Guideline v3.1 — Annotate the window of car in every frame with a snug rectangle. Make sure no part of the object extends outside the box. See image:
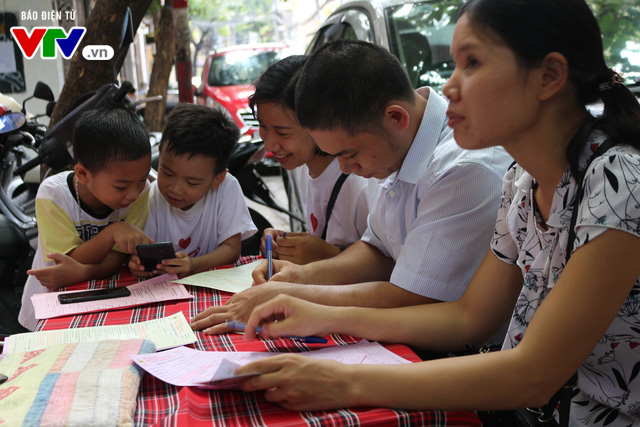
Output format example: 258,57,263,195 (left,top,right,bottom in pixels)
386,1,461,92
306,1,461,93
207,50,287,87
306,8,374,53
